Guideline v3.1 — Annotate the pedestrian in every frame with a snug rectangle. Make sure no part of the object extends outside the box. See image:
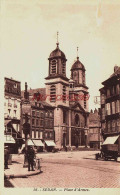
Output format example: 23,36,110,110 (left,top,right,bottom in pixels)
65,146,67,152
4,146,10,169
26,146,35,171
